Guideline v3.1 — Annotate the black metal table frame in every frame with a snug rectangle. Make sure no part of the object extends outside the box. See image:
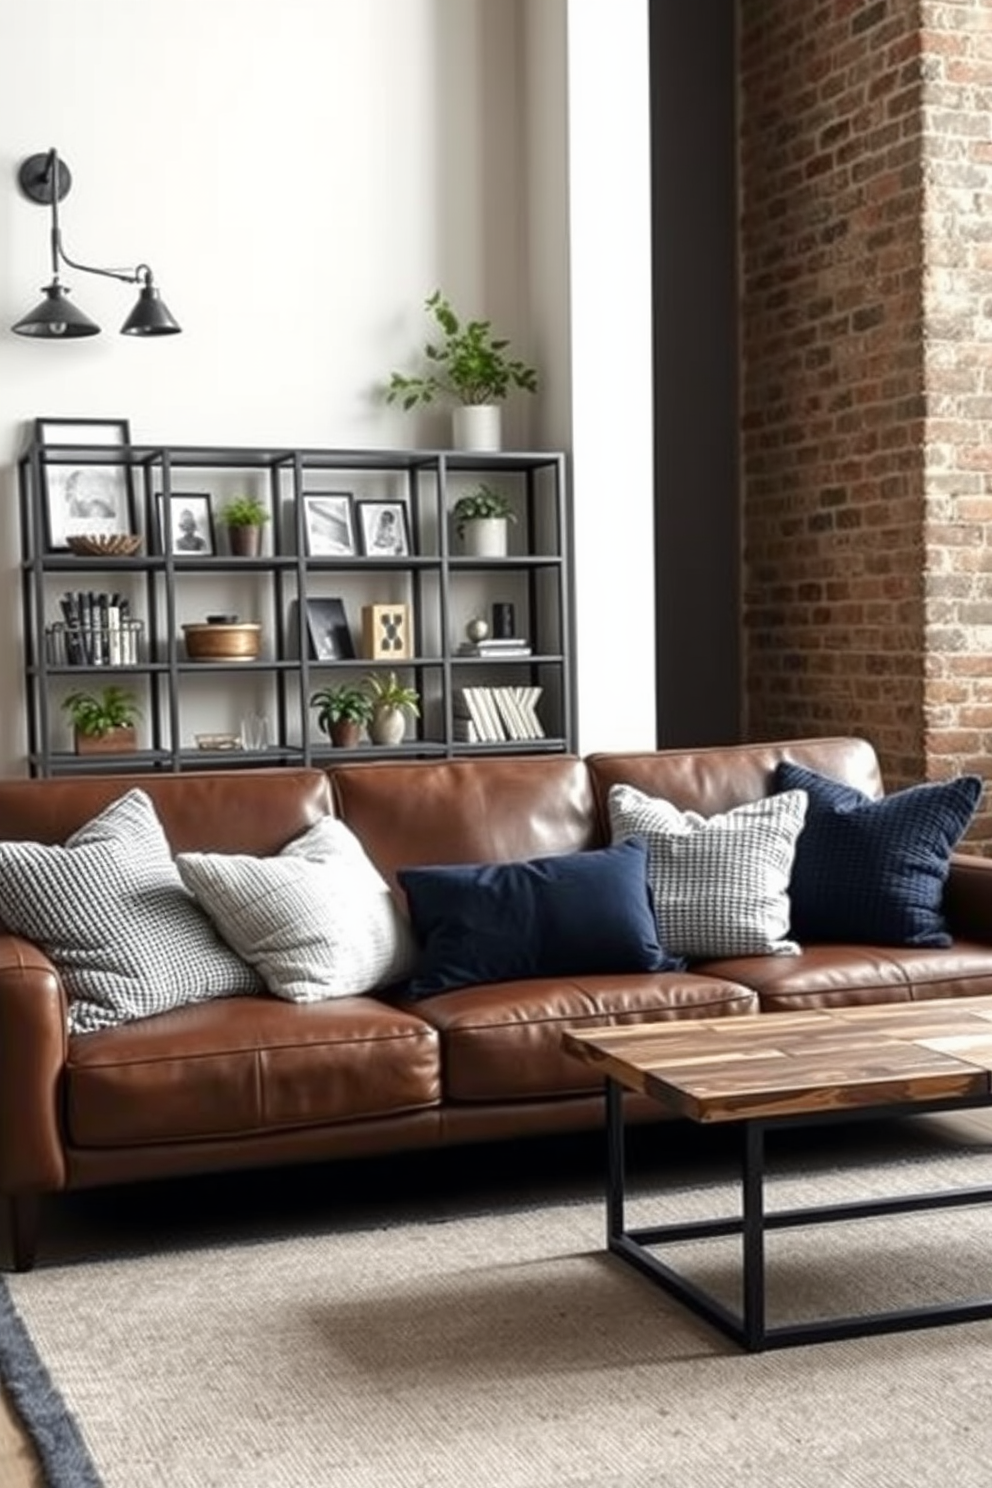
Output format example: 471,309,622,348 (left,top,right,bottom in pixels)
604,1077,992,1352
